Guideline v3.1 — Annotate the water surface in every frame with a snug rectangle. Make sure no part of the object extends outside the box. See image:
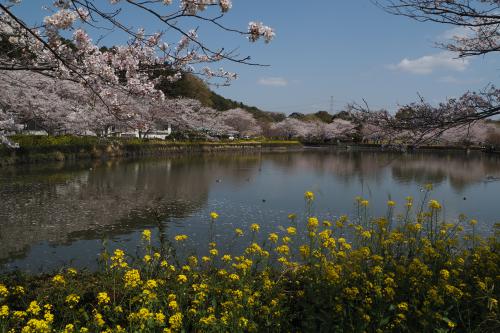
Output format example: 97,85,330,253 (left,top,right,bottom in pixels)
1,149,499,272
